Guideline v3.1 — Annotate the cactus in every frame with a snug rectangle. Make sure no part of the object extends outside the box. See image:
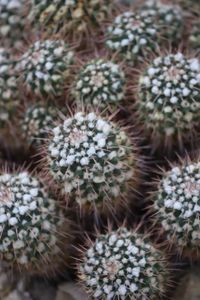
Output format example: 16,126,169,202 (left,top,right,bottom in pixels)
73,59,126,111
0,48,19,127
0,0,26,49
0,169,66,273
105,11,159,62
29,0,110,36
137,52,200,149
189,20,200,51
21,103,58,147
17,39,74,98
140,0,184,42
152,160,200,258
79,227,169,299
46,112,136,210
